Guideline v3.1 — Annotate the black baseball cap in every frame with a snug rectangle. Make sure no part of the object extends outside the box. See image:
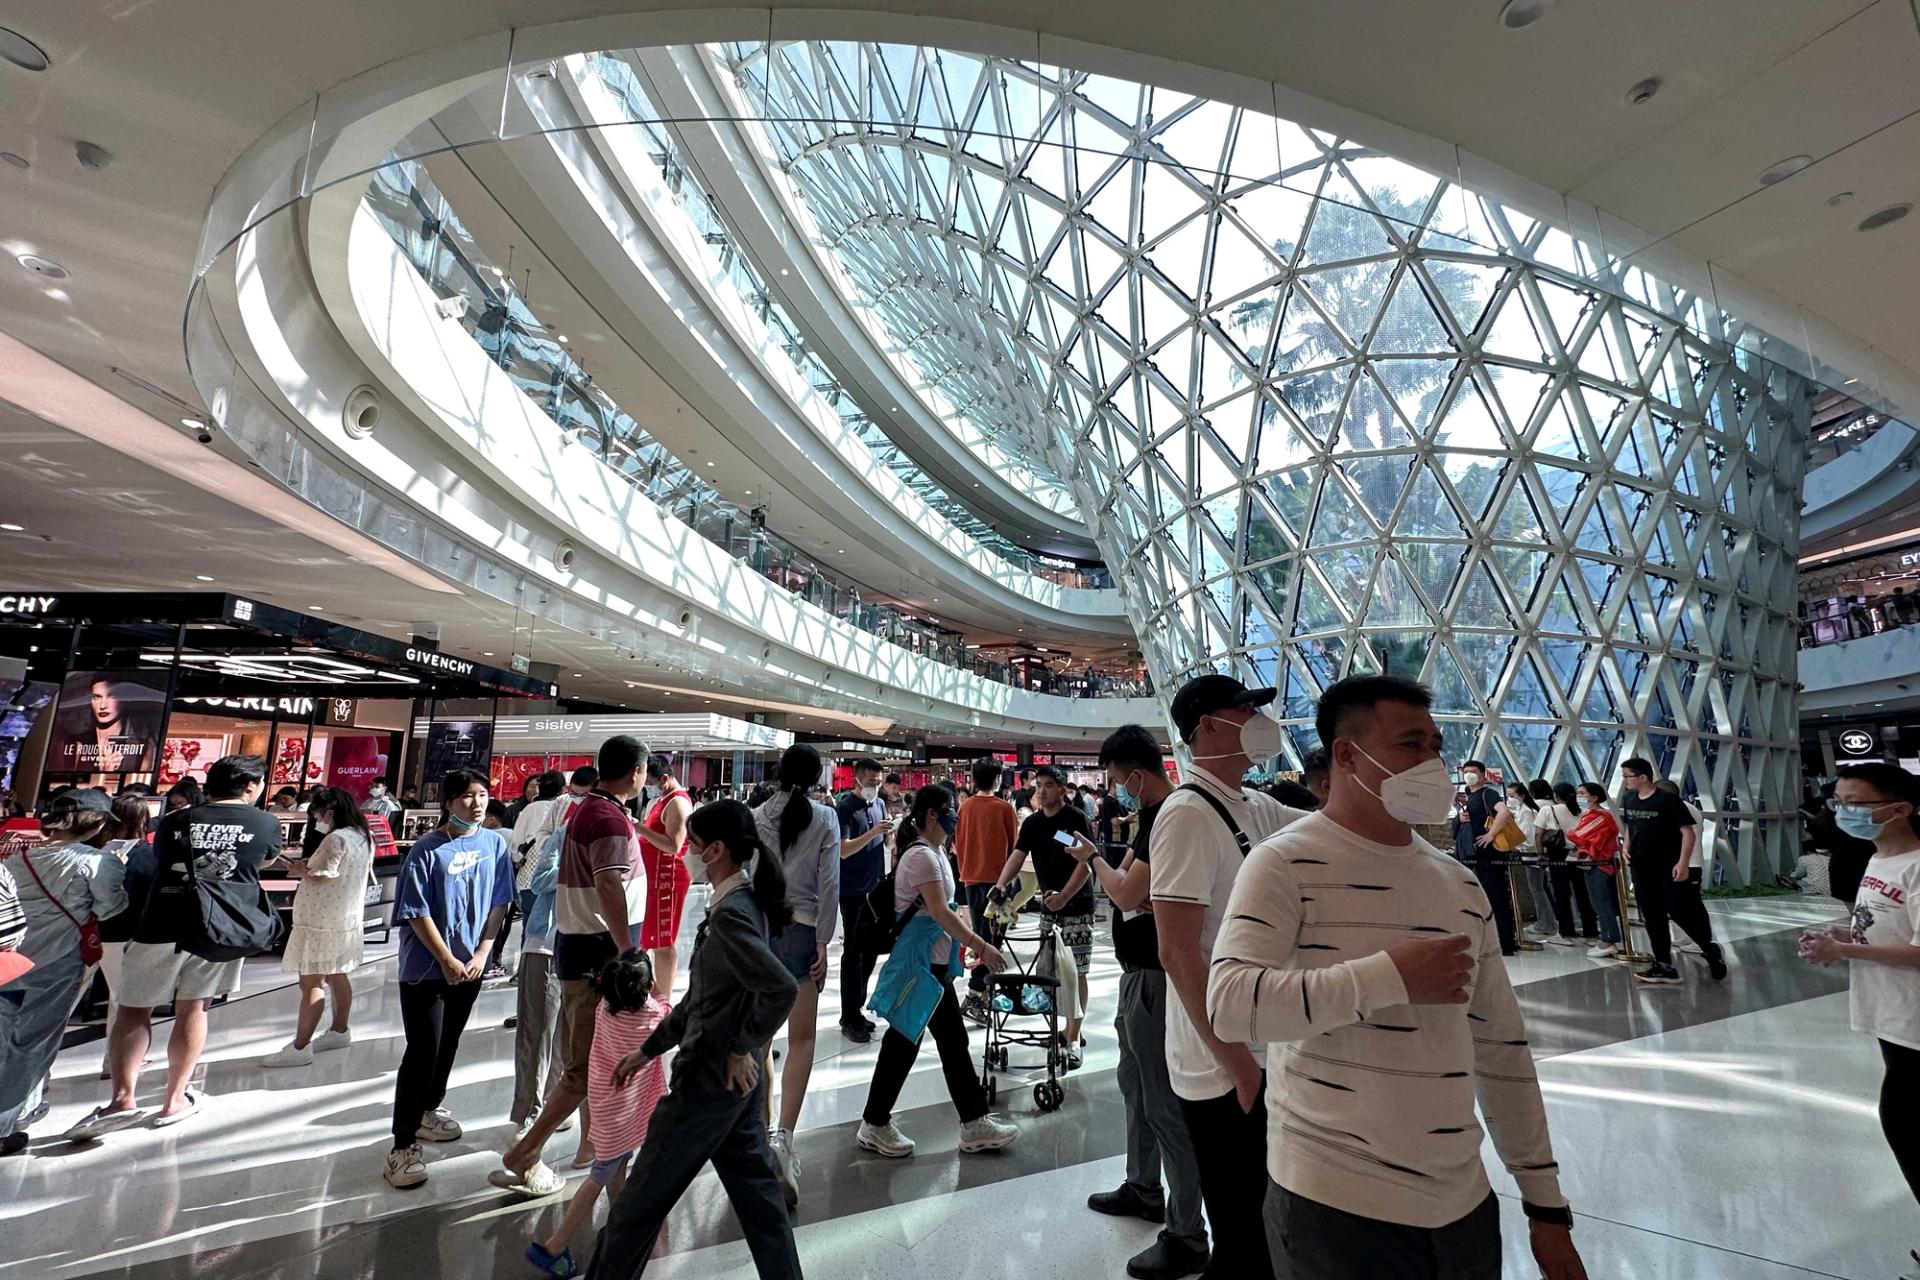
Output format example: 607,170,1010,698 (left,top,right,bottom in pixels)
1170,673,1276,743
